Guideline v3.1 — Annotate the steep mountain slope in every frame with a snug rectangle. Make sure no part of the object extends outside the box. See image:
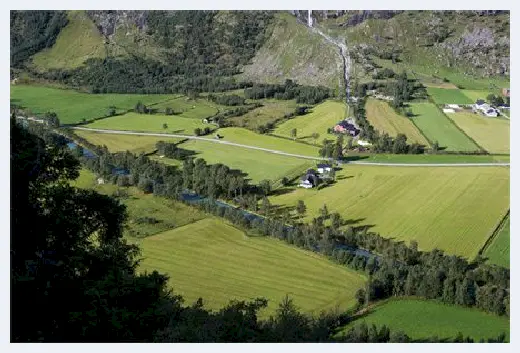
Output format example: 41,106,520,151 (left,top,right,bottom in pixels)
240,13,343,90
